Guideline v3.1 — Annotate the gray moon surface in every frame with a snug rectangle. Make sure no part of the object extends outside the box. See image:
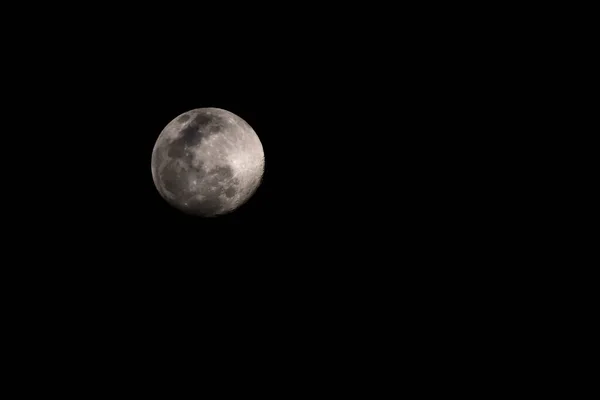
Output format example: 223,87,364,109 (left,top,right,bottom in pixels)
151,108,264,217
